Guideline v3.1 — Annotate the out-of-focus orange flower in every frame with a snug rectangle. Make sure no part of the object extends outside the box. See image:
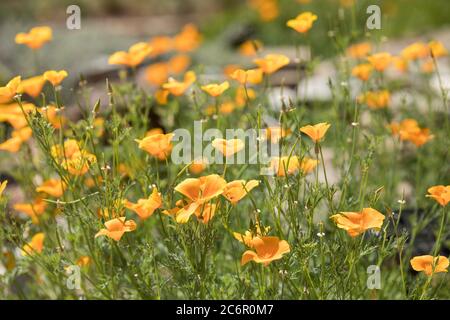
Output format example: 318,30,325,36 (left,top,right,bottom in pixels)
76,256,91,267
145,128,164,136
230,68,263,85
135,132,174,160
189,157,209,174
145,62,169,86
164,200,217,224
351,63,373,81
238,40,263,57
155,89,170,105
235,87,256,107
162,71,196,96
347,42,372,59
266,126,291,143
3,251,15,270
0,127,32,153
224,64,241,78
201,81,230,97
249,0,279,22
124,187,162,220
331,208,385,237
241,236,290,266
286,12,317,33
223,180,259,204
367,52,392,72
0,180,7,198
17,76,45,98
392,56,408,73
95,217,137,241
51,139,97,175
15,26,52,49
421,59,435,73
174,24,202,52
0,76,21,102
38,105,66,129
389,119,433,147
36,179,65,197
173,174,226,223
401,42,430,61
22,233,45,256
149,36,173,57
254,54,290,74
428,41,448,58
410,255,449,276
108,42,152,67
361,90,390,109
426,185,450,207
212,138,245,157
43,70,68,86
14,198,47,224
168,54,191,74
300,122,331,143
269,156,318,176
0,102,36,129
